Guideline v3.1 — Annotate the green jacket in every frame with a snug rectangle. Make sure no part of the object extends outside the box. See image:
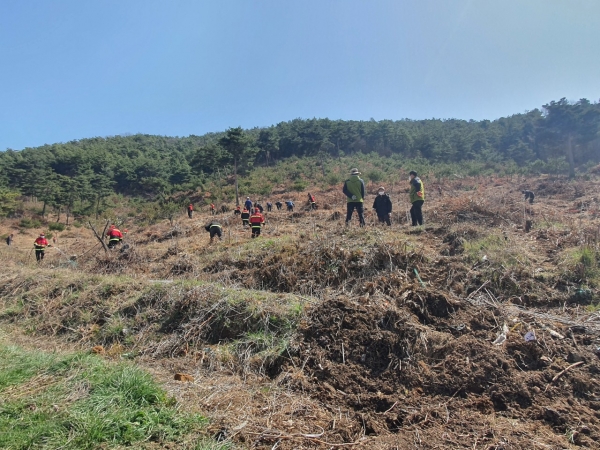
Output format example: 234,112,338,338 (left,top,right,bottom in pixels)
343,175,365,203
409,177,425,203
